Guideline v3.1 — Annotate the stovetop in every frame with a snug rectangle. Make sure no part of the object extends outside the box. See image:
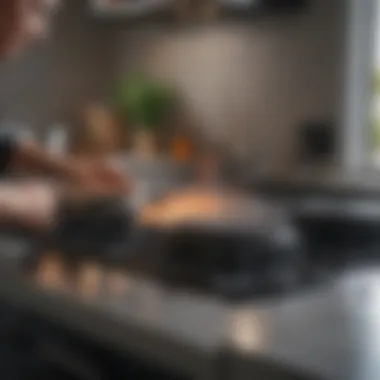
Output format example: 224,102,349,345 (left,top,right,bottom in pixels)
4,191,380,305
12,194,379,303
3,194,380,380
